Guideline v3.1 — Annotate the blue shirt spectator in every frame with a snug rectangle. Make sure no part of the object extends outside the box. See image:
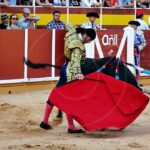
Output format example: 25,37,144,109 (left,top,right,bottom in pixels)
47,10,66,29
8,0,17,5
0,0,16,5
53,0,62,6
47,20,66,29
18,8,35,29
118,0,131,5
117,0,134,7
18,17,31,29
